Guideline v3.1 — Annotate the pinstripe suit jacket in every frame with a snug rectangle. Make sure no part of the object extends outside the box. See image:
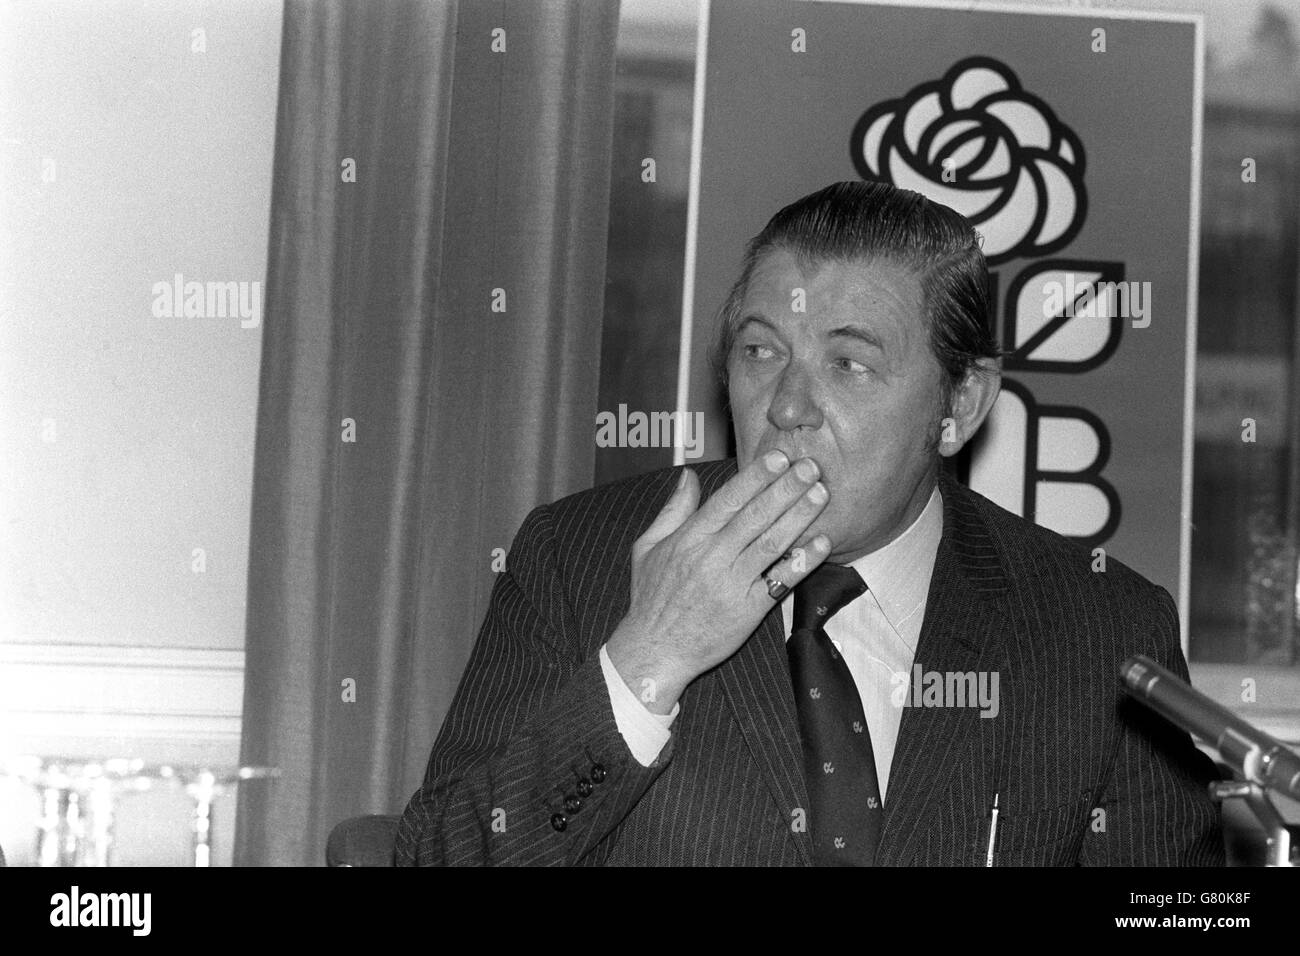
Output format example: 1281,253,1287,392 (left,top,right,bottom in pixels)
395,459,1224,866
